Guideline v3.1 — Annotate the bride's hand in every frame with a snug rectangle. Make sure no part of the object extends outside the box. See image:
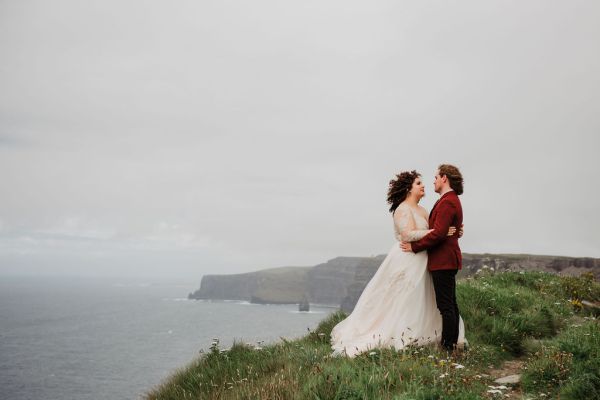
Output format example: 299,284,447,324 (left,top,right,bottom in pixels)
400,241,413,252
447,225,464,237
